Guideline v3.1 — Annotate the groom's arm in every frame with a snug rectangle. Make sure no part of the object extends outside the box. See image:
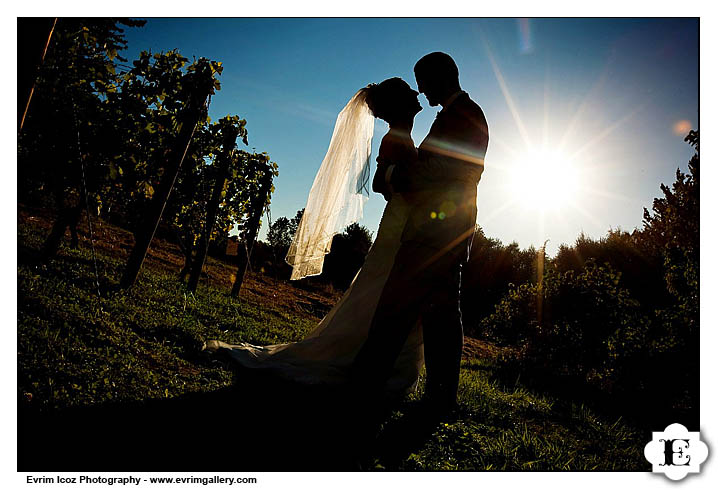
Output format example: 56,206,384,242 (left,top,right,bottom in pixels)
390,144,484,193
387,102,488,193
